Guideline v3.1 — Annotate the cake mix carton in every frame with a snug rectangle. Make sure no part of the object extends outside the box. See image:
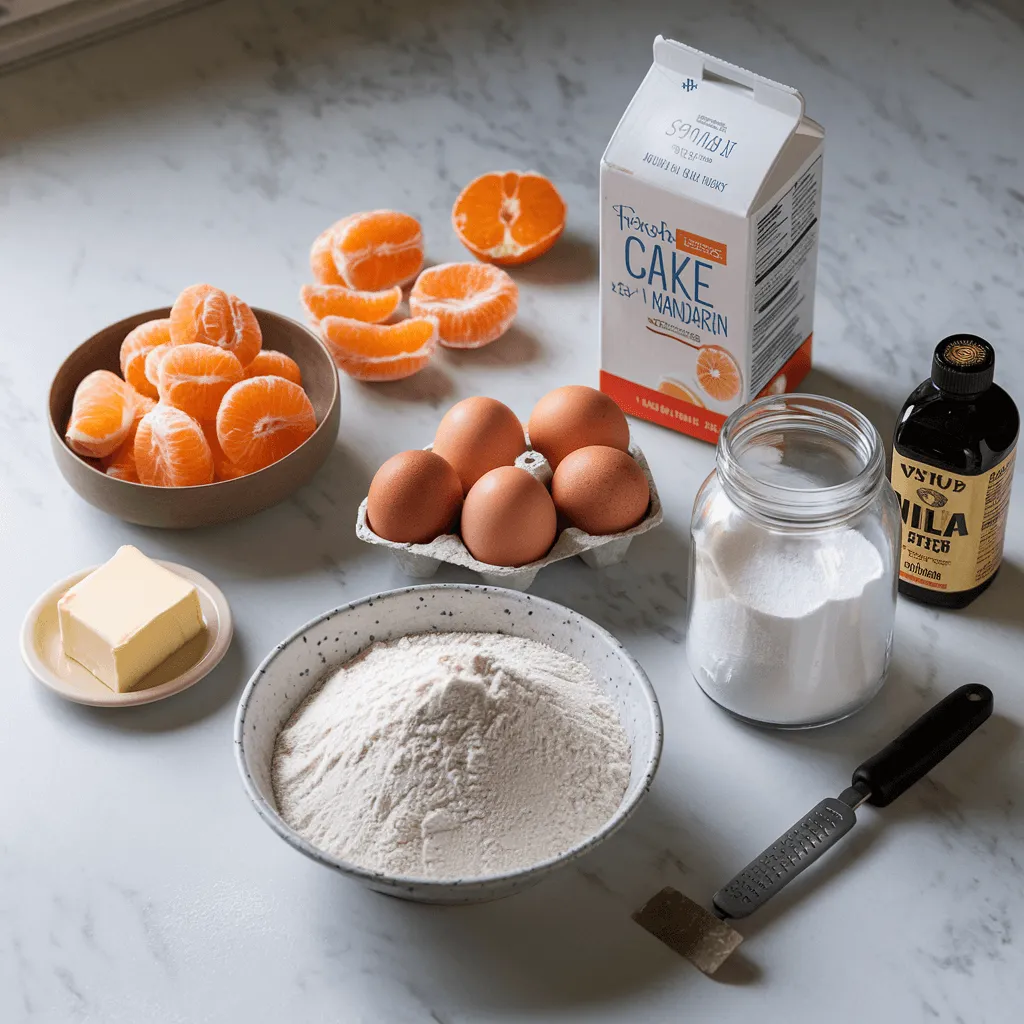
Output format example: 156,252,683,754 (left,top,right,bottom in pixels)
600,36,824,442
